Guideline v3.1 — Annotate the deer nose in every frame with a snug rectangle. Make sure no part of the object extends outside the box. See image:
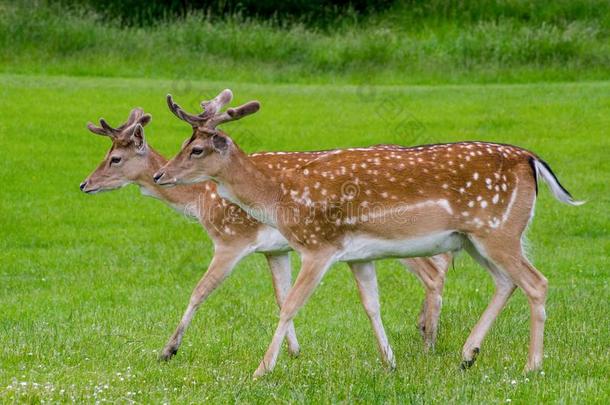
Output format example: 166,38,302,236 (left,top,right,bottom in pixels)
80,181,87,191
153,172,164,183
